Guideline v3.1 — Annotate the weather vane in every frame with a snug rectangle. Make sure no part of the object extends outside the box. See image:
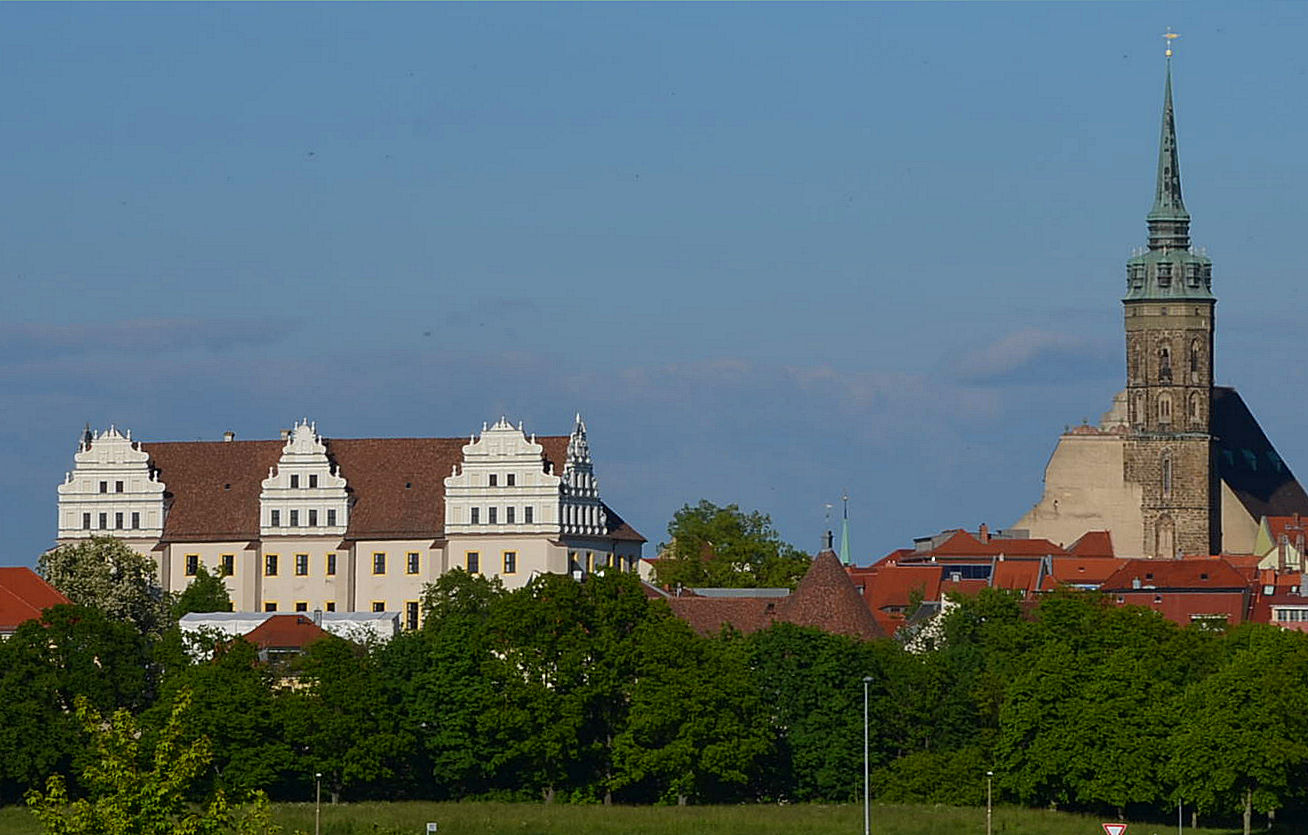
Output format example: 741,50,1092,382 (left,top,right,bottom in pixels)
1163,27,1179,58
